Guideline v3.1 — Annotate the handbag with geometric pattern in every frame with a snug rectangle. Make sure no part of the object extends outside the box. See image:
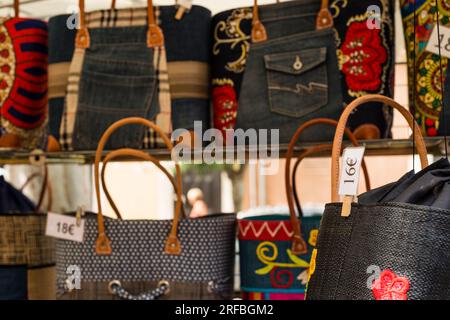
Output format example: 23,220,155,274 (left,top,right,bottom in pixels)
56,118,236,300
